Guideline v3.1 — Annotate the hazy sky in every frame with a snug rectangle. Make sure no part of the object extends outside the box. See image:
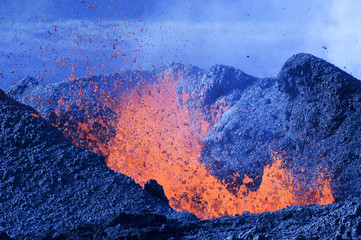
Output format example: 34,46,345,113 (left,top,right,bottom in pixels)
1,0,361,87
